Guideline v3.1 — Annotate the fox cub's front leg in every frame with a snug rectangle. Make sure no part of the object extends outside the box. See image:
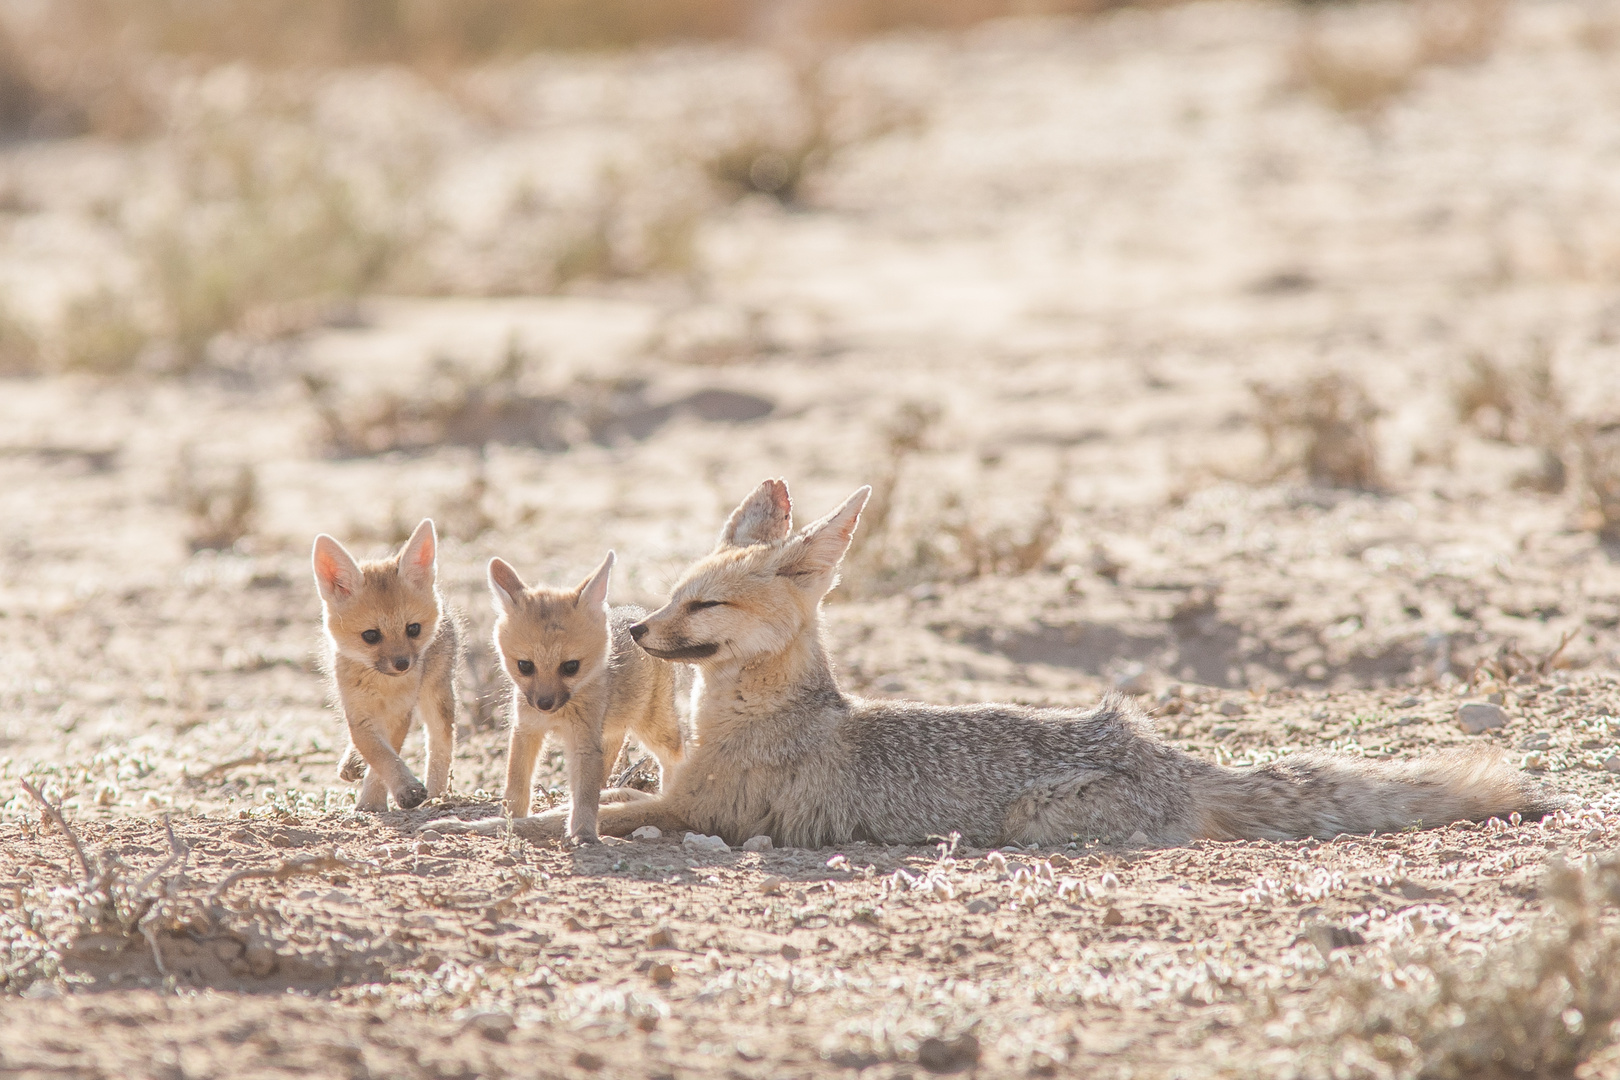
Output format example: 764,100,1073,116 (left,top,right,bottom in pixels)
343,701,428,811
564,719,608,844
503,722,545,819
